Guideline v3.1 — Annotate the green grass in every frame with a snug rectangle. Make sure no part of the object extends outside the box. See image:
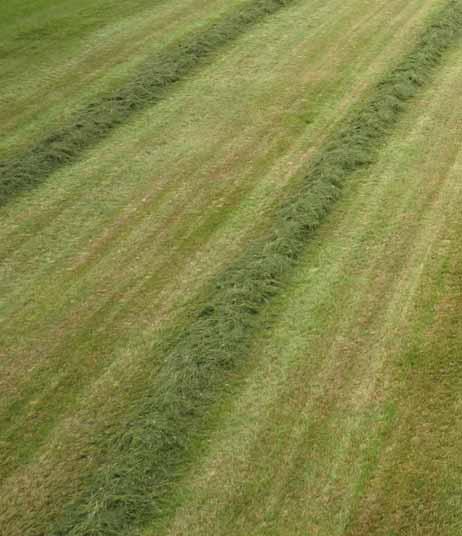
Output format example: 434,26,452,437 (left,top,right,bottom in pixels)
36,2,462,534
1,0,461,534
